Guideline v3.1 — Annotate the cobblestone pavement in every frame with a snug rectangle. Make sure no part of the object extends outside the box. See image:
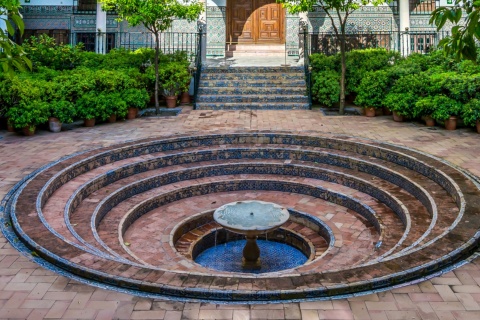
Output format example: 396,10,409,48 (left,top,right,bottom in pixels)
1,107,479,320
